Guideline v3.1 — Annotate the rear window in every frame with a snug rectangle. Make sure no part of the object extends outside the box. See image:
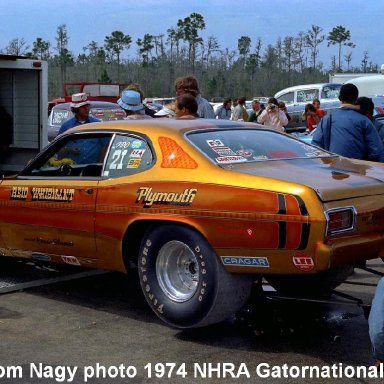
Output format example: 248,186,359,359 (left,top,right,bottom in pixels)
321,84,341,99
91,108,126,121
186,128,331,164
51,109,70,126
50,105,125,127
